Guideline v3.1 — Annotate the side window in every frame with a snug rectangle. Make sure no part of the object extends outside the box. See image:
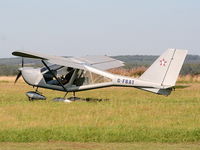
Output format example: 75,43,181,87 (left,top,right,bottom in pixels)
59,68,75,85
73,70,112,86
43,67,75,86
